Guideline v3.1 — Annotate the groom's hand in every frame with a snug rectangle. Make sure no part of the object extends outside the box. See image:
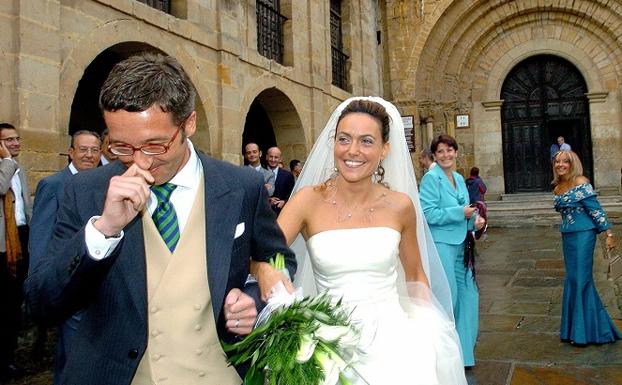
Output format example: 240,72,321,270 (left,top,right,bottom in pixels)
95,163,154,237
224,288,257,335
